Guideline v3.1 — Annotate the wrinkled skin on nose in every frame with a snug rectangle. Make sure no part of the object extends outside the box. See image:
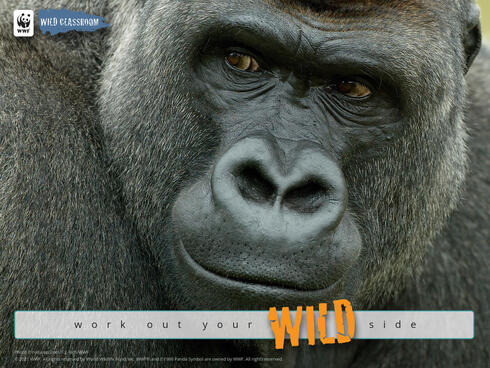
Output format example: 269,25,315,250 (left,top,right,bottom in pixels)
211,136,347,247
